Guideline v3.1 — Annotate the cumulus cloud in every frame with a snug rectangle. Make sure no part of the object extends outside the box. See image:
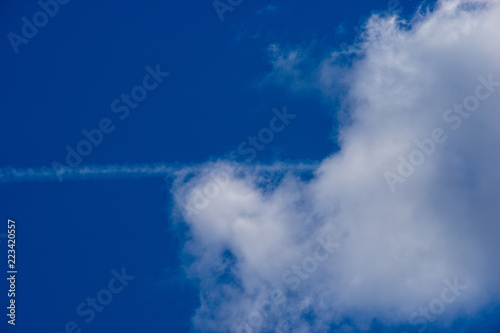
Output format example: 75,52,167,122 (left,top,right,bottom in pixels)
172,1,500,331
